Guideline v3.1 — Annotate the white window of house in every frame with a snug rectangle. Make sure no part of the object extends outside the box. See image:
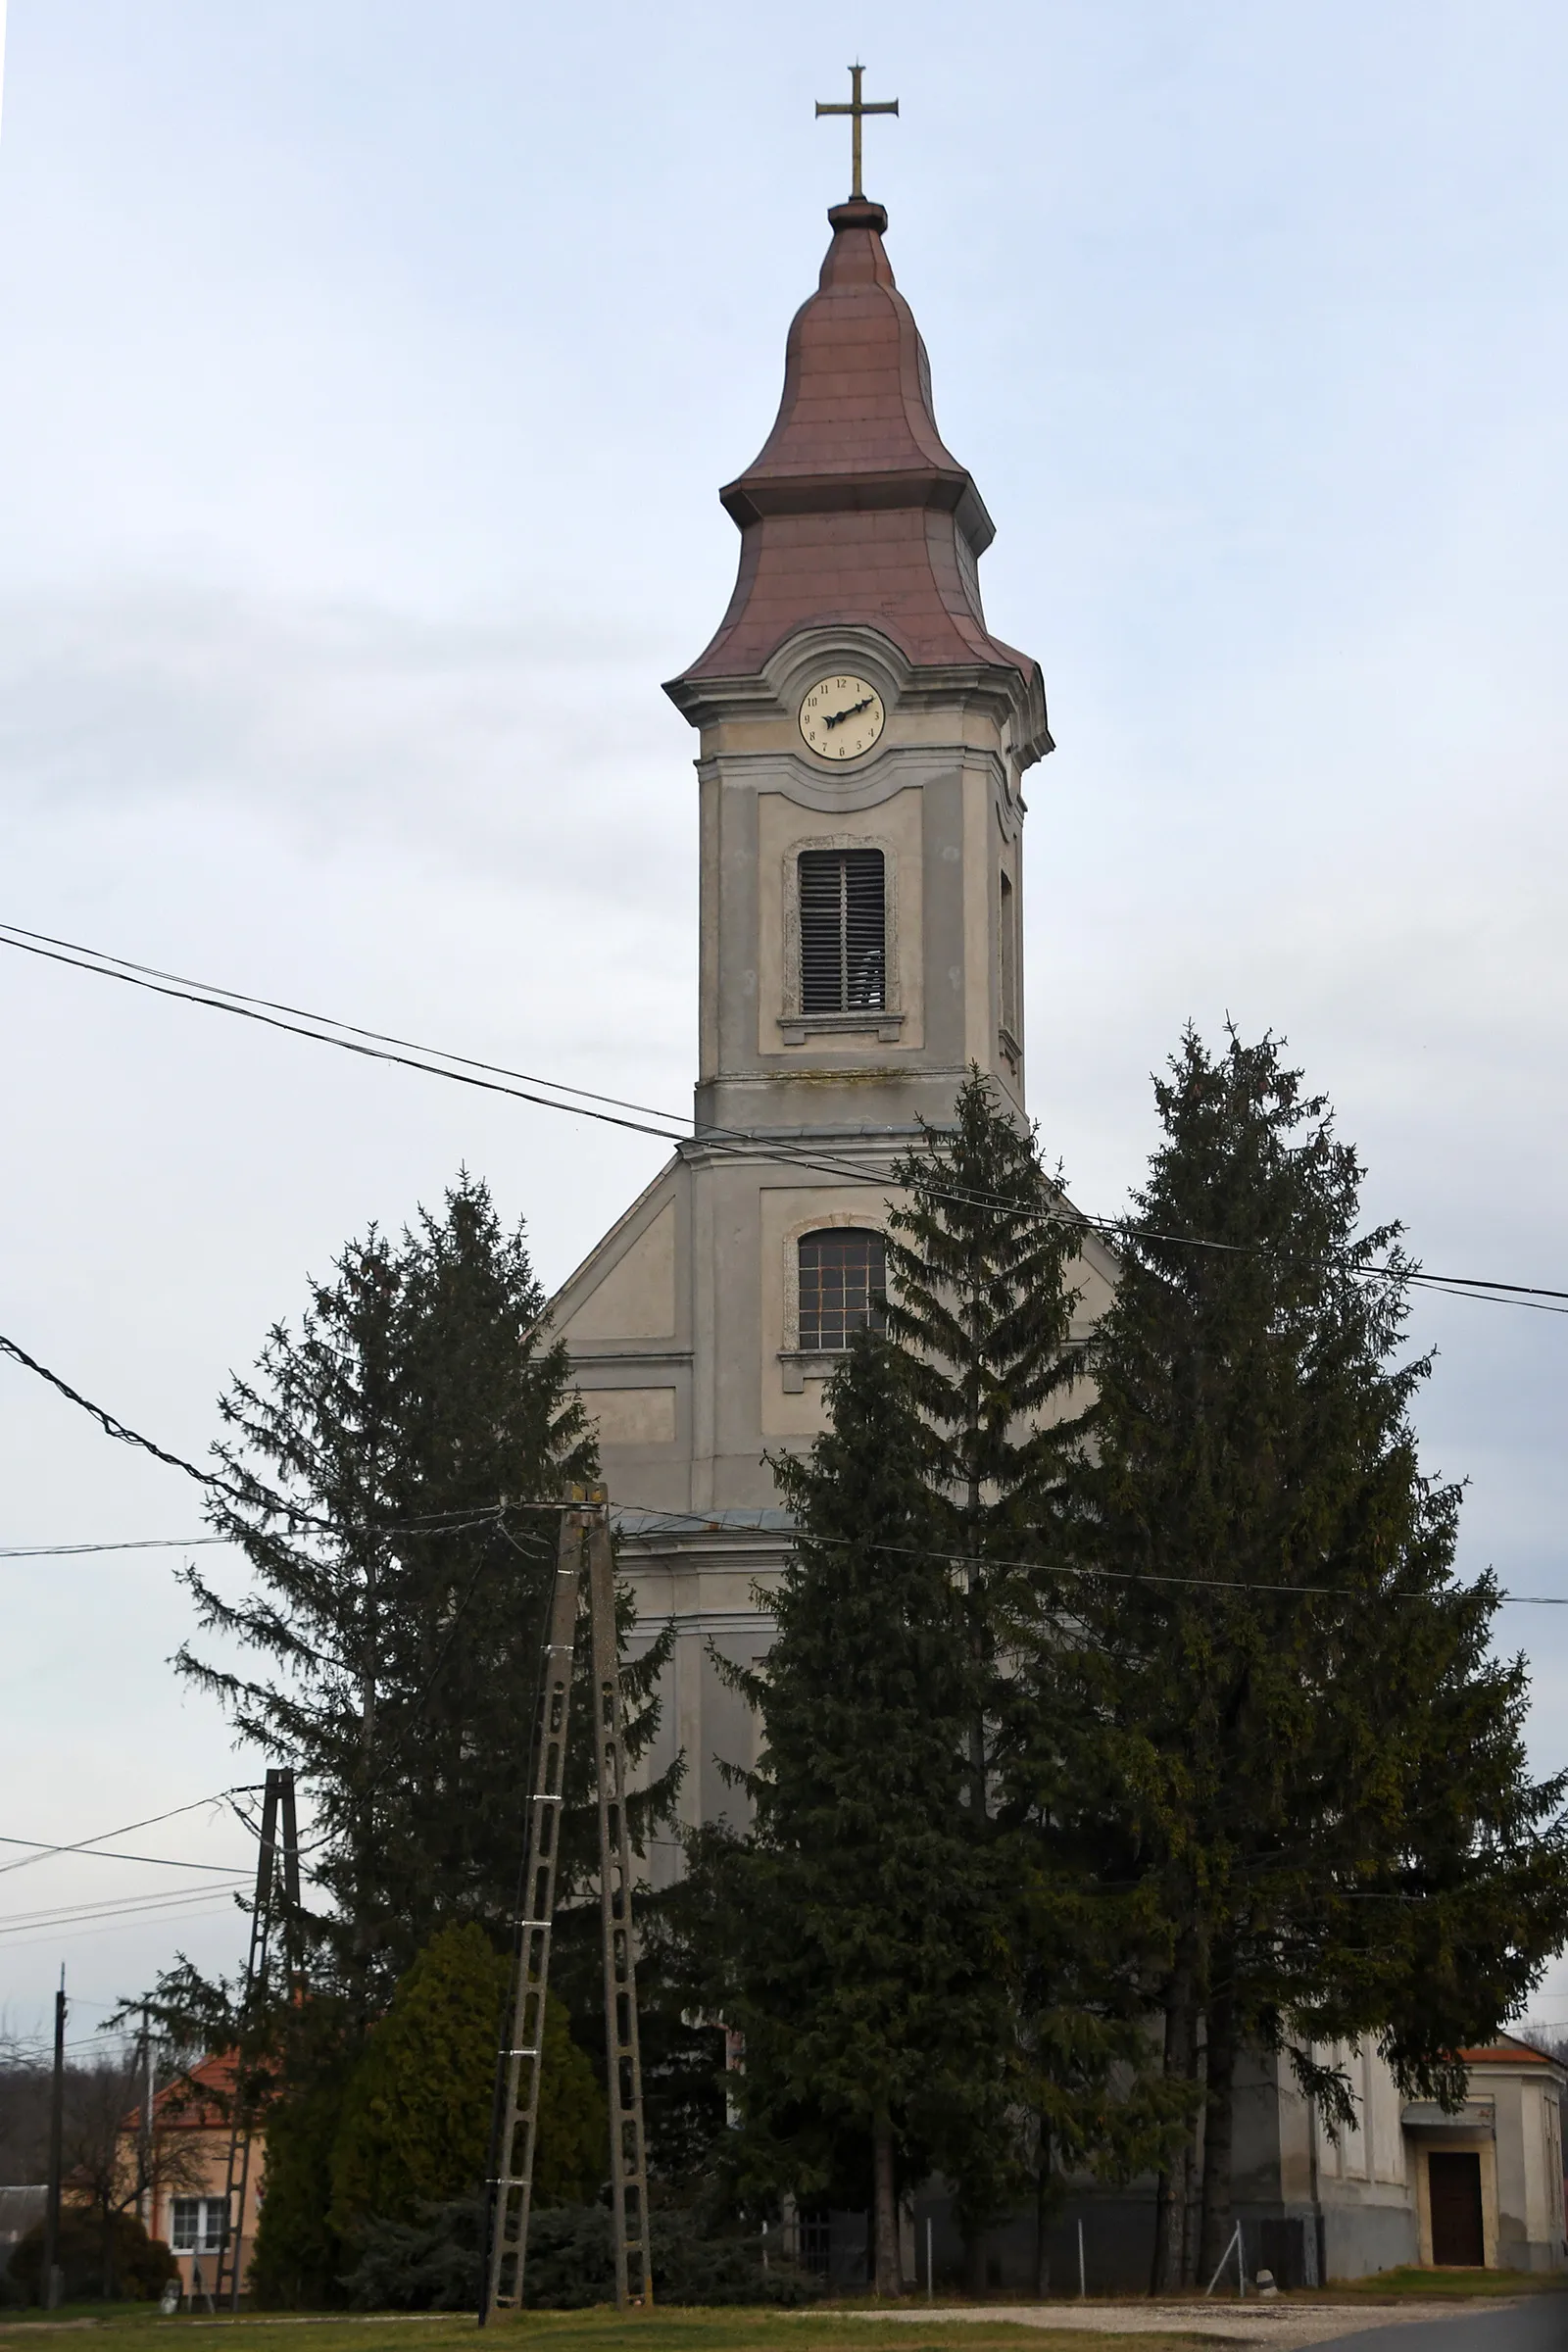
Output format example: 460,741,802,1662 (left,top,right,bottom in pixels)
799,849,886,1012
797,1229,886,1351
171,2197,227,2254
